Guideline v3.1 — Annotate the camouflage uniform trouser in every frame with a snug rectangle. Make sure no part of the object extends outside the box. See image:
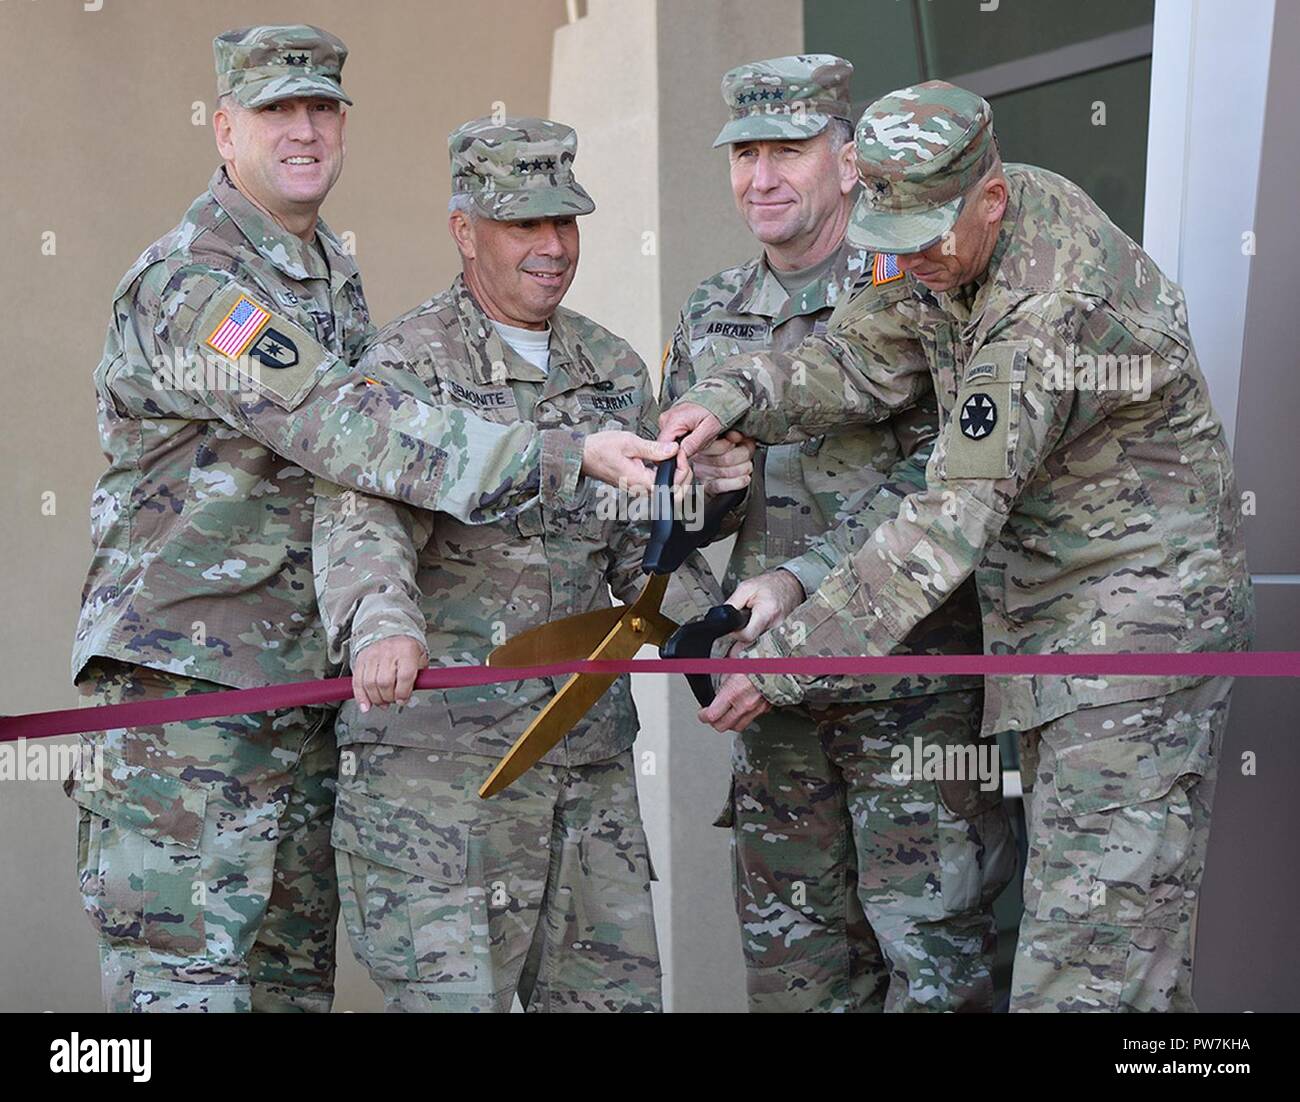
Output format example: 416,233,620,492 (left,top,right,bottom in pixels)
332,744,660,1012
69,659,339,1013
720,687,1017,1012
1011,677,1234,1012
